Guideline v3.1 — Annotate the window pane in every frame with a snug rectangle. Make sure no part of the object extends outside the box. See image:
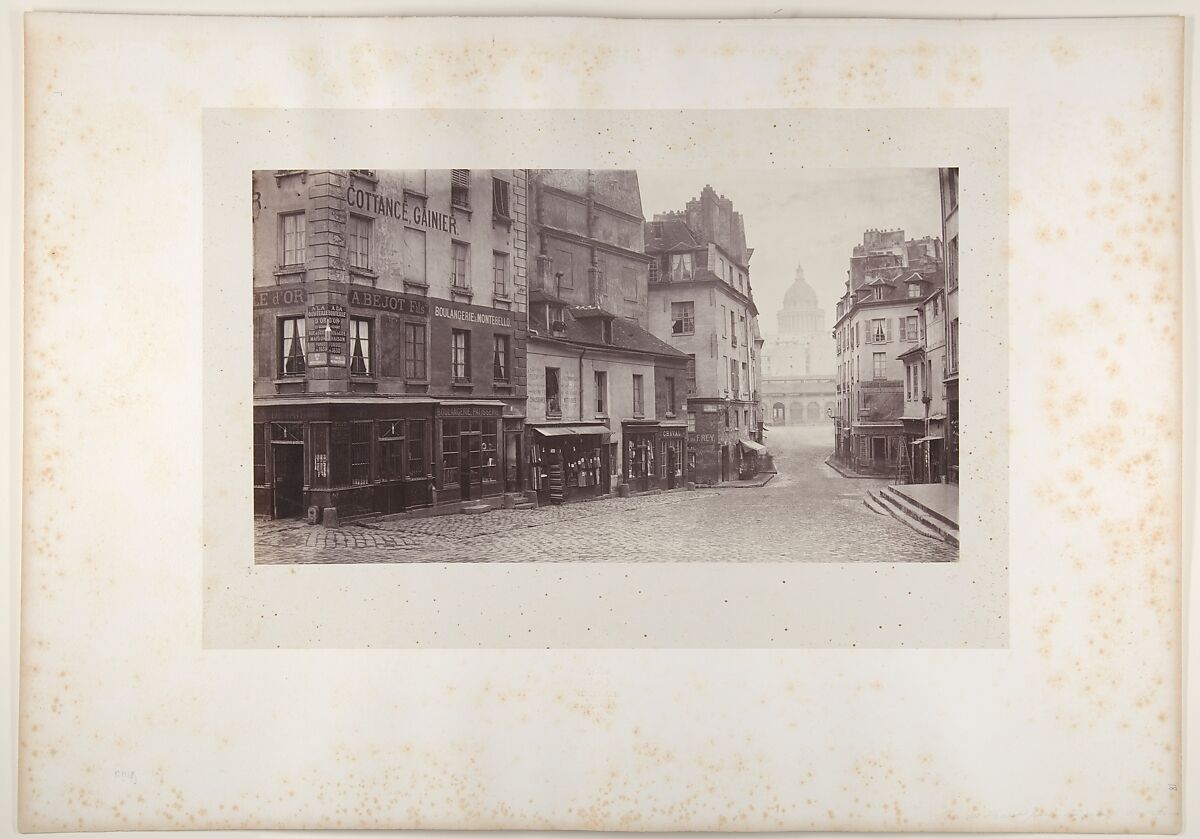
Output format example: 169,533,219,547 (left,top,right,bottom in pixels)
350,319,370,375
493,334,508,381
280,317,306,375
451,169,470,207
405,323,426,379
493,252,507,295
